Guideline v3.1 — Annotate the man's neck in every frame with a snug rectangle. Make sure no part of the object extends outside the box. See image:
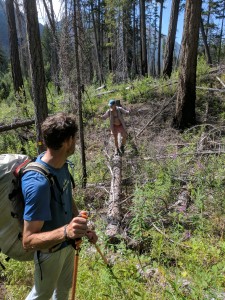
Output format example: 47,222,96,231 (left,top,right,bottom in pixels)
41,149,67,169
